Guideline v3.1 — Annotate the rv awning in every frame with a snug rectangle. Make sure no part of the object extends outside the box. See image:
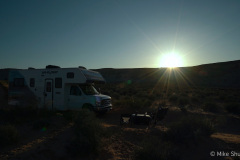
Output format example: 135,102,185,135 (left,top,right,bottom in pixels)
81,70,106,84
